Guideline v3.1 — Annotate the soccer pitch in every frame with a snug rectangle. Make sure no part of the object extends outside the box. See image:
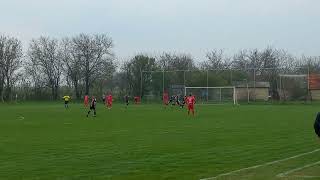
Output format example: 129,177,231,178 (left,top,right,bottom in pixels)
0,102,319,179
